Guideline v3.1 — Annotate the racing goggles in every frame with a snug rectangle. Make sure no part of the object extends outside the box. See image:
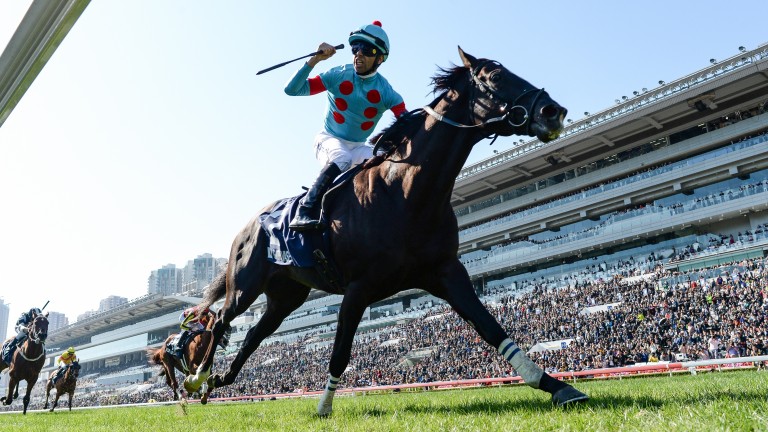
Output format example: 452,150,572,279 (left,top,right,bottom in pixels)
351,42,378,57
